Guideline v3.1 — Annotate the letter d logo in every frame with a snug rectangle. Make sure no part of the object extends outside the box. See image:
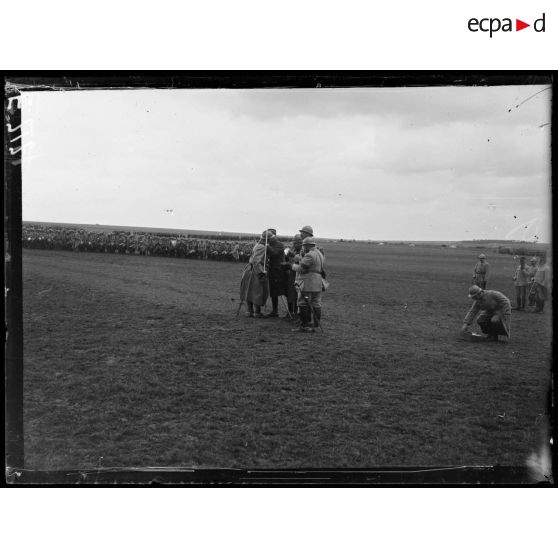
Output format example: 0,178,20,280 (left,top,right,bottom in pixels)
534,13,546,32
